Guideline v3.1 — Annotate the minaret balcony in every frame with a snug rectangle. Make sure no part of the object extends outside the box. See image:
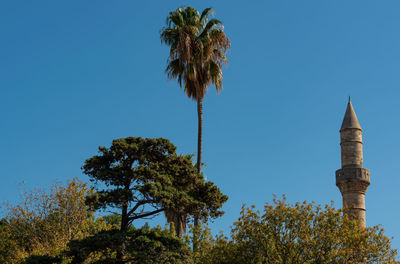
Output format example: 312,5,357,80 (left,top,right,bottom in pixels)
336,167,370,186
